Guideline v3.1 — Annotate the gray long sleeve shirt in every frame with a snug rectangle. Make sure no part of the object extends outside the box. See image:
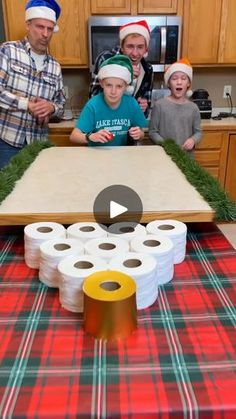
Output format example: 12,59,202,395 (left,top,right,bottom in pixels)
149,97,202,148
